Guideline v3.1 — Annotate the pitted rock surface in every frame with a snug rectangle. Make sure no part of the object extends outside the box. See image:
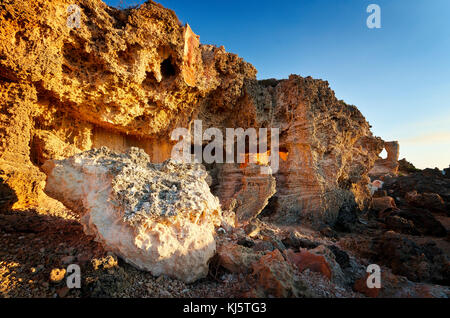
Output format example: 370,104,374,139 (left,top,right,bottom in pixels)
43,147,222,283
